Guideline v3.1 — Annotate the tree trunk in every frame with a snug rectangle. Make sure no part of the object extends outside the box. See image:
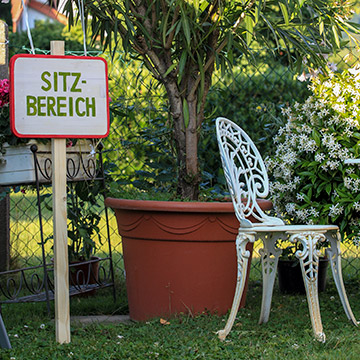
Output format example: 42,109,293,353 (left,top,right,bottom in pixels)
163,75,199,200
